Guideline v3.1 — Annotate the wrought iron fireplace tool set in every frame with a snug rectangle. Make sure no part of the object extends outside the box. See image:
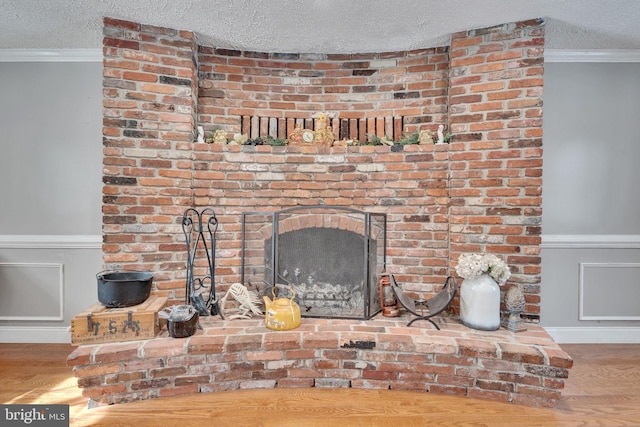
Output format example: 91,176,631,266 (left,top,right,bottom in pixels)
182,207,223,319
